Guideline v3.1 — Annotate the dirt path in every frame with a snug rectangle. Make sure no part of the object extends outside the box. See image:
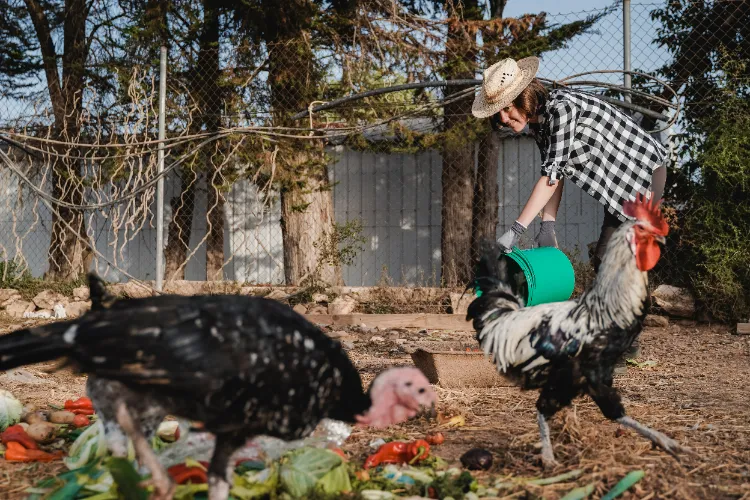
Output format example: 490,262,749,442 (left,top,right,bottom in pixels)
0,318,748,499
